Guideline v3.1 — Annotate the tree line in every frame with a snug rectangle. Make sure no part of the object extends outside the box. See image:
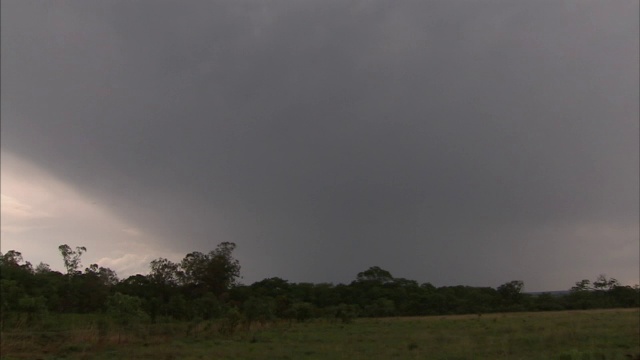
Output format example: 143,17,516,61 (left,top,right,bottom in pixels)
1,243,638,330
